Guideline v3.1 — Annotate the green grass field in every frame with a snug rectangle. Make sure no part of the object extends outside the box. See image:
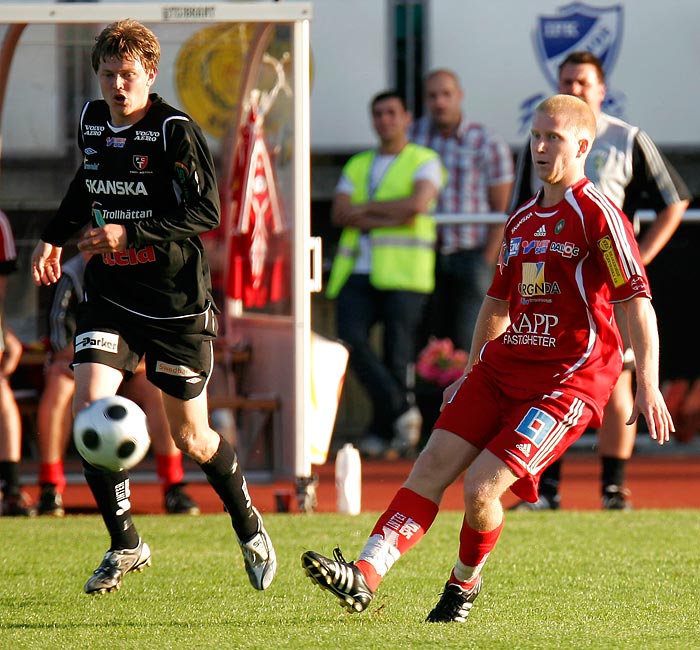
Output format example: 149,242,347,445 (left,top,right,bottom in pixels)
1,510,699,649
